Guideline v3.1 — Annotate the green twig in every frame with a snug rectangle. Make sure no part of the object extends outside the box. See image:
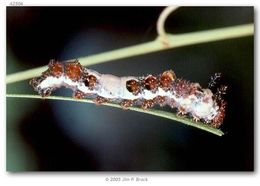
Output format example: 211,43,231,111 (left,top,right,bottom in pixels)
6,94,224,136
6,23,253,84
